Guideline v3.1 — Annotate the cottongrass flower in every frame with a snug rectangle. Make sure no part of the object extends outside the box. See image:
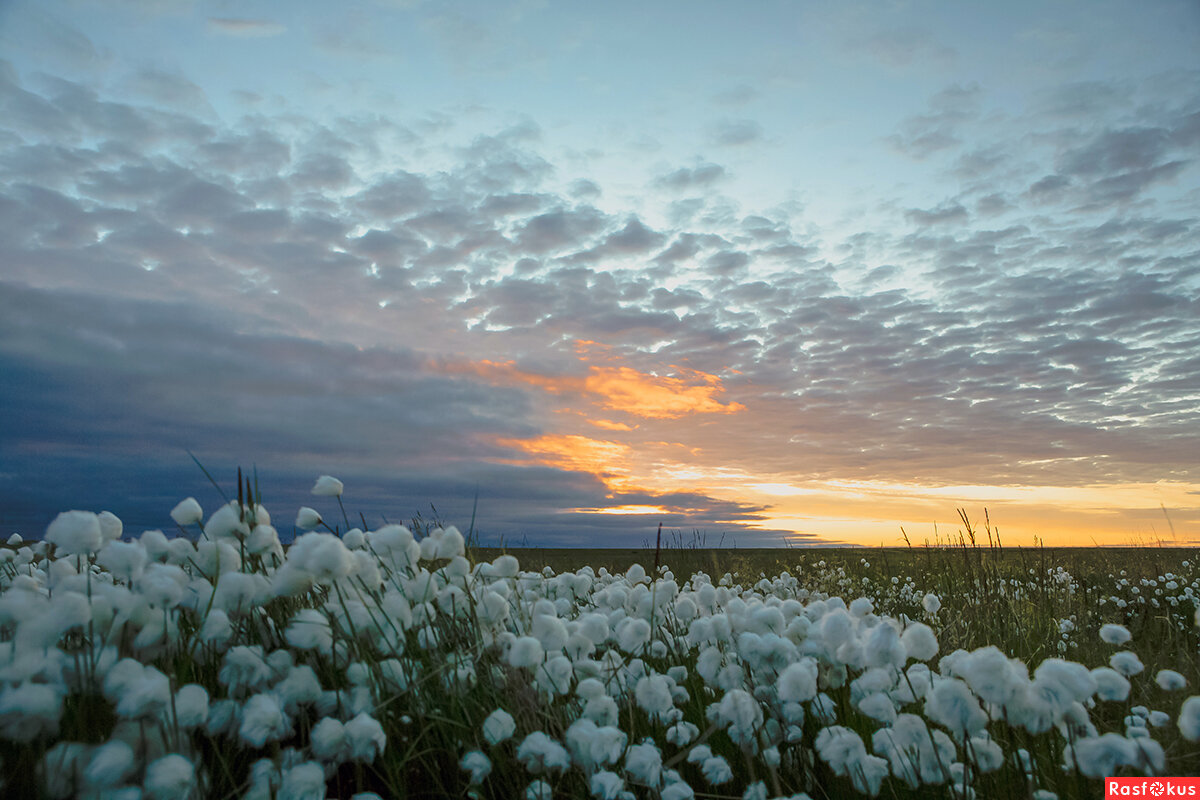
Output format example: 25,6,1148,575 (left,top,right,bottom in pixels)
239,692,292,747
219,645,275,694
97,510,123,541
635,674,676,722
1069,732,1137,778
815,726,889,796
144,754,196,800
666,721,699,746
0,682,62,741
169,497,203,526
863,622,907,670
954,645,1018,706
1091,667,1132,702
284,532,353,584
482,708,516,745
617,617,652,654
247,524,282,556
624,739,663,787
776,658,819,703
1177,696,1200,740
1099,623,1132,645
699,754,733,785
1156,669,1187,691
858,691,898,724
295,507,322,530
204,699,238,736
901,621,939,662
103,658,171,718
140,563,187,608
311,475,344,496
311,717,348,763
516,731,570,775
924,677,988,740
712,688,763,747
45,510,103,556
173,684,210,728
590,770,625,800
508,635,545,669
367,524,421,573
244,758,280,800
566,717,627,770
97,540,148,583
922,592,942,614
872,714,954,787
1109,650,1145,677
344,713,387,762
202,502,248,542
661,778,696,800
279,761,326,800
285,608,334,653
460,750,491,784
199,607,234,647
84,740,135,788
